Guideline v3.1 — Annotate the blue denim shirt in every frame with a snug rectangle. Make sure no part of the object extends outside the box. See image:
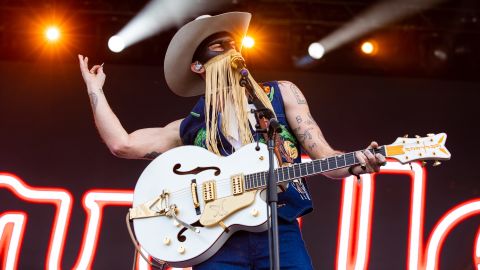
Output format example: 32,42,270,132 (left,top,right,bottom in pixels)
179,81,313,222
